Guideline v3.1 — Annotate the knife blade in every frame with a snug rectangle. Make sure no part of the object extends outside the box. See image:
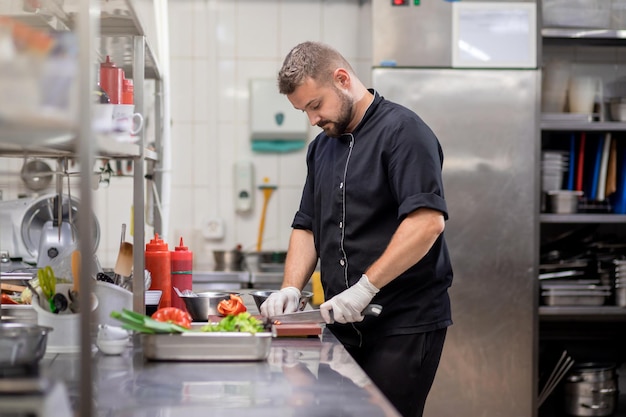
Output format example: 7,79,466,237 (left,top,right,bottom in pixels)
271,304,382,324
